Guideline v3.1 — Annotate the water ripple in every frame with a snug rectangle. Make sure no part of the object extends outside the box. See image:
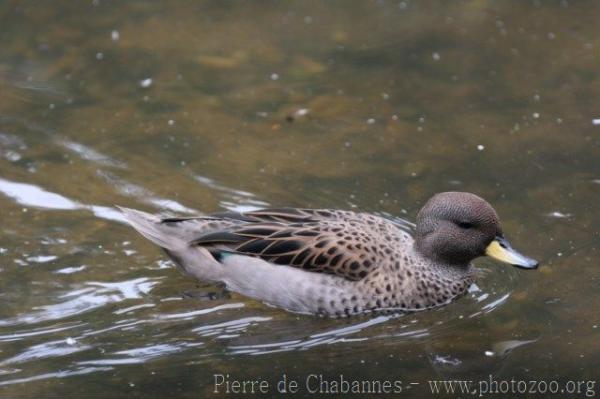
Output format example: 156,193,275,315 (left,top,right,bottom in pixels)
0,322,85,343
0,366,112,387
0,339,92,366
0,177,125,222
156,303,246,320
0,278,161,327
59,140,126,169
77,343,201,366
